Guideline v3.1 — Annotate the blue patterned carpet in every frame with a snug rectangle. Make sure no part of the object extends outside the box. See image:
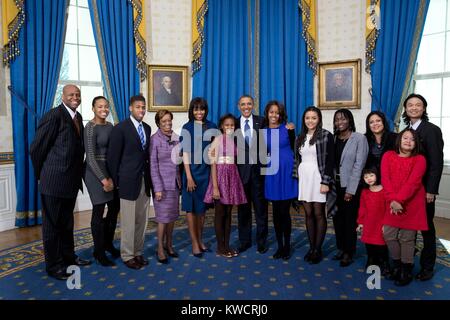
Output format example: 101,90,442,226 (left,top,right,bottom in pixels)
0,212,449,300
